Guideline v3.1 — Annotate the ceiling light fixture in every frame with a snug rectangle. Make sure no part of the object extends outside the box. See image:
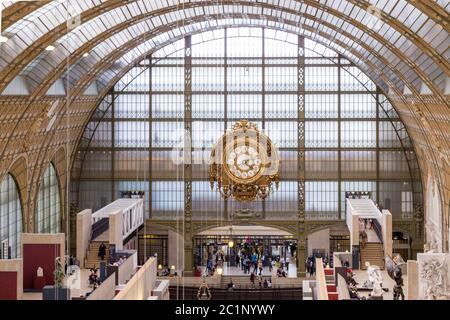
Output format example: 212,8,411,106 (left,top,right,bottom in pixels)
45,45,55,51
0,35,8,43
83,52,89,57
